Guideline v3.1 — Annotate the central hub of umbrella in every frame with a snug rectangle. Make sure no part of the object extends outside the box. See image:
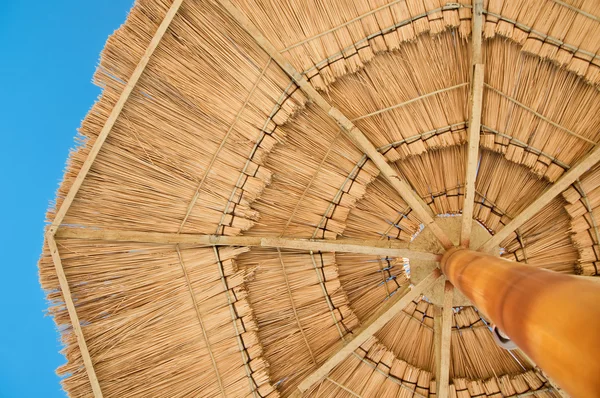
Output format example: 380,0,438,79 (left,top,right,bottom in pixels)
408,215,498,306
